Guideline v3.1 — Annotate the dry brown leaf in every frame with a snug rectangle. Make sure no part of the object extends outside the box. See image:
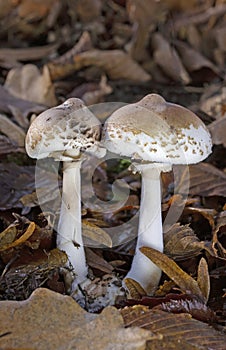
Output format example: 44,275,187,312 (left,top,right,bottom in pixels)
4,64,57,107
0,113,26,148
75,0,103,23
75,49,151,81
0,288,154,350
85,248,114,274
121,306,226,350
126,0,164,61
169,3,226,32
0,221,35,252
0,135,23,155
0,85,45,118
74,306,156,350
0,249,67,300
0,43,58,62
175,40,220,82
77,75,113,106
188,163,226,197
47,31,93,80
164,223,203,260
82,219,112,248
197,257,210,303
209,115,226,147
50,48,151,82
0,0,62,38
183,207,216,230
124,277,147,299
140,246,204,301
199,85,226,120
151,32,190,84
0,163,60,210
212,211,226,257
0,224,17,248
